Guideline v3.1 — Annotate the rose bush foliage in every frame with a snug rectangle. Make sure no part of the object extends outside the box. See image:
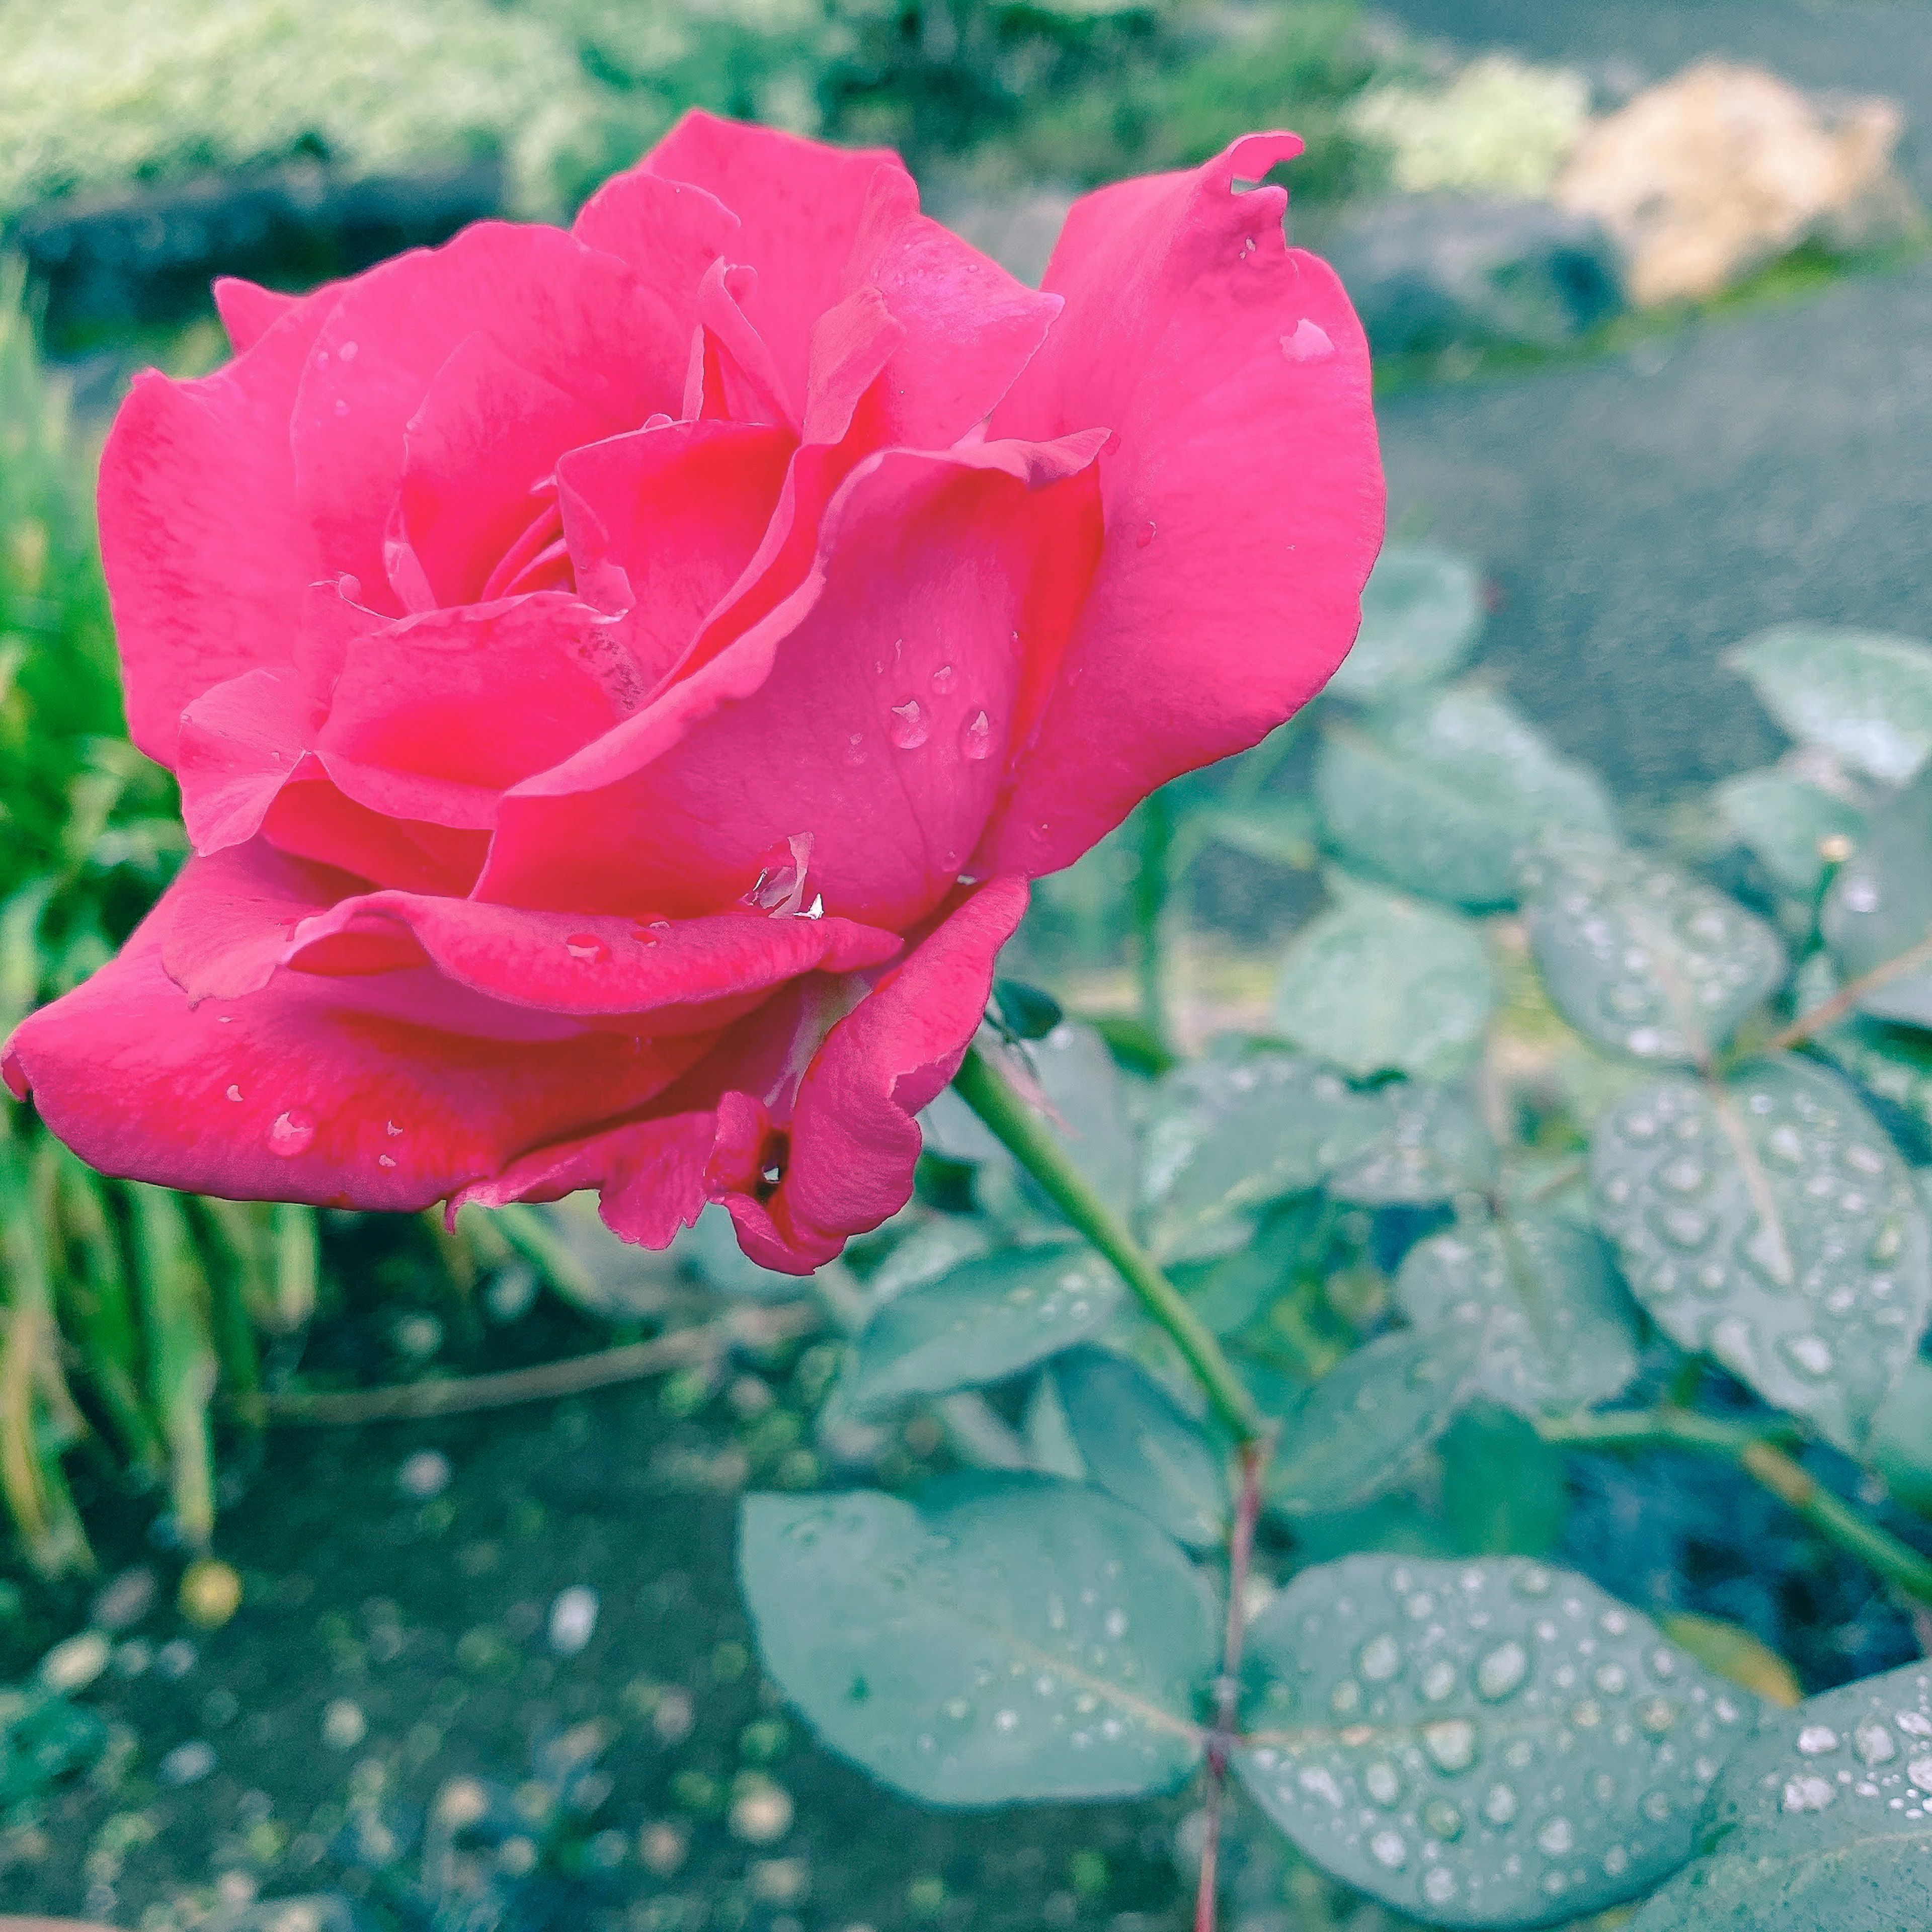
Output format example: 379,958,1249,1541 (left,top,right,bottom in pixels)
3,113,1382,1271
